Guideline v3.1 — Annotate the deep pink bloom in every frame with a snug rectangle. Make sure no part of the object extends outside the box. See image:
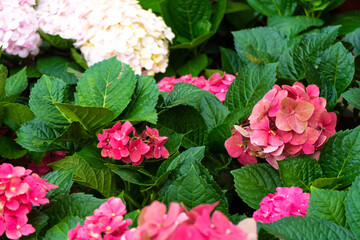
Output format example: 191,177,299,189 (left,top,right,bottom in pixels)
4,214,35,240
